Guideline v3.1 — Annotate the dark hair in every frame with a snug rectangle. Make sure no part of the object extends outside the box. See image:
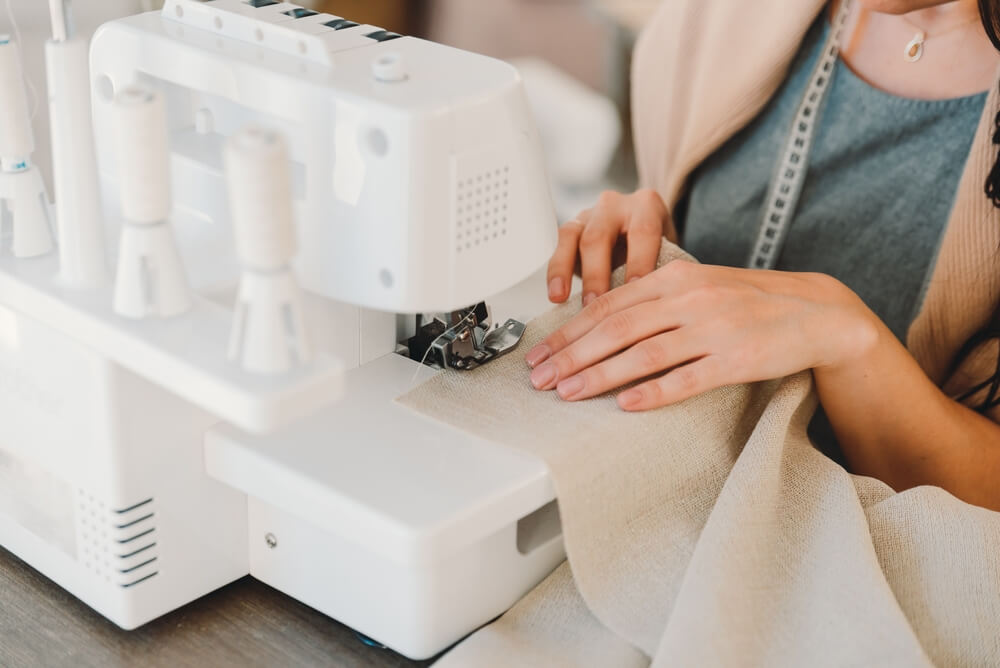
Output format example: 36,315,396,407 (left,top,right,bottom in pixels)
984,1,1000,209
949,2,1000,412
